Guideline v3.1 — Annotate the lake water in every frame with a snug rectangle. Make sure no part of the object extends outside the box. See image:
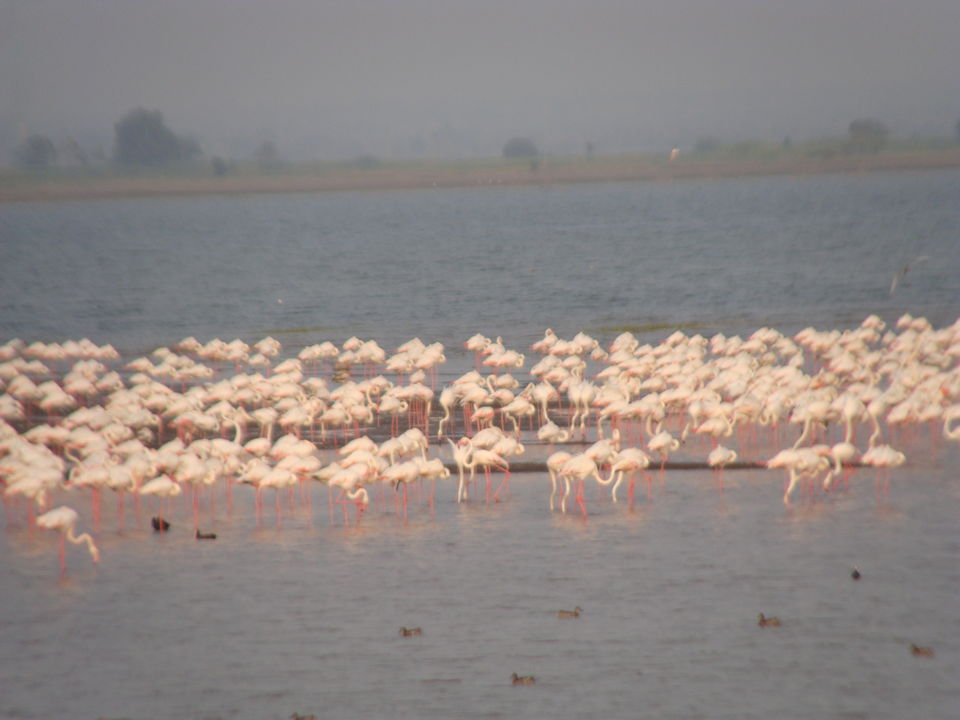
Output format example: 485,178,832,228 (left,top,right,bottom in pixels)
1,170,959,720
